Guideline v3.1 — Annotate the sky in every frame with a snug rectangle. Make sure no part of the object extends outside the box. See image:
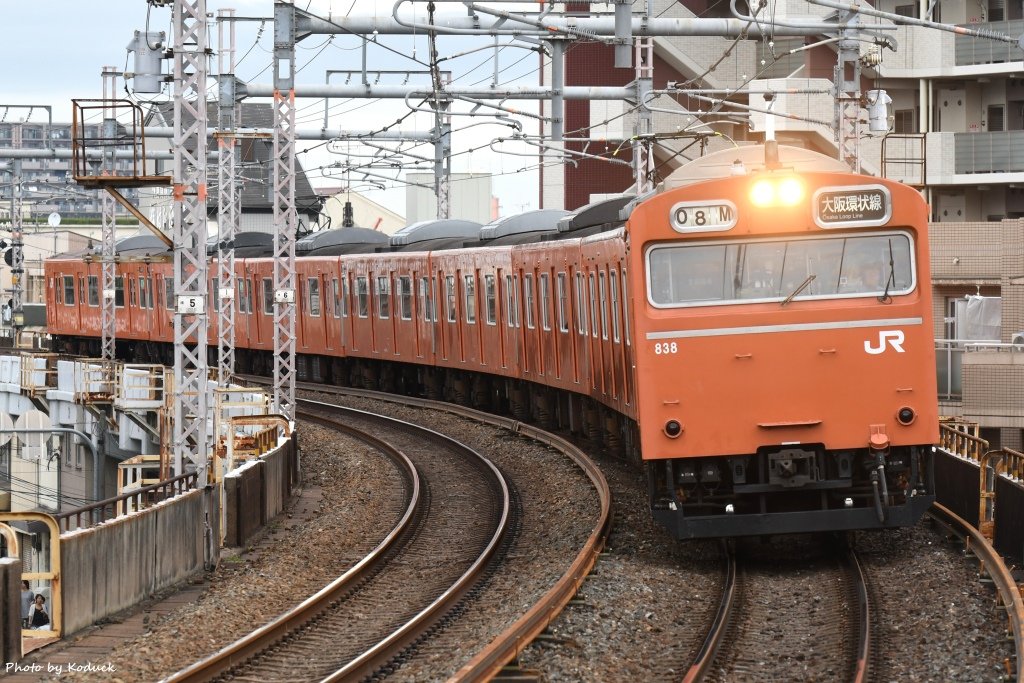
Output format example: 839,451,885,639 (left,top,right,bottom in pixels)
0,1,547,218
